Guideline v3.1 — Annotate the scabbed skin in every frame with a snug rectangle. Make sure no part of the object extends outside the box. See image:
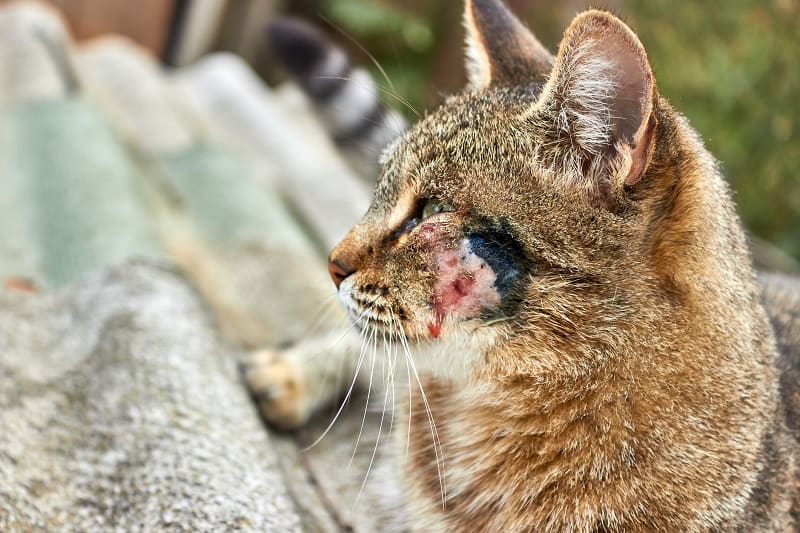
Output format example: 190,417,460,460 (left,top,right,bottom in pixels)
432,240,501,316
